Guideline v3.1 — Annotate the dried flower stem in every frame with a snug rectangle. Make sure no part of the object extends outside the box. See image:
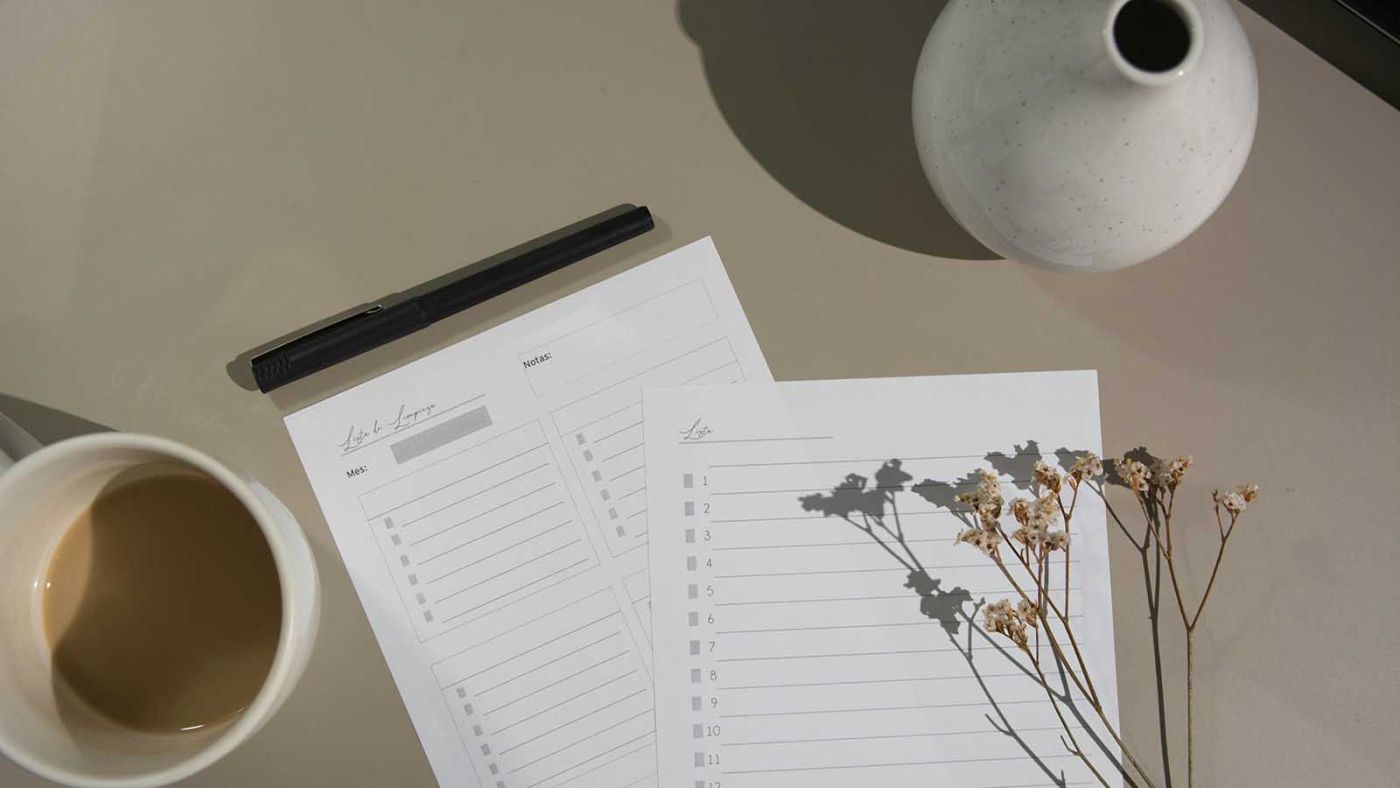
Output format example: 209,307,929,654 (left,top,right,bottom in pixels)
990,552,1159,788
